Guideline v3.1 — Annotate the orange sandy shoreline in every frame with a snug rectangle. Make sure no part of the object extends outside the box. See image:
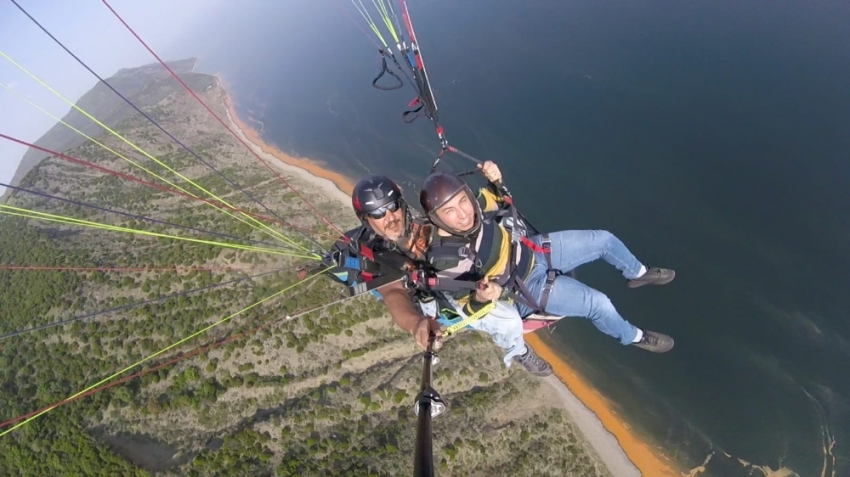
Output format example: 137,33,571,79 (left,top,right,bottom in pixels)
527,334,680,476
220,81,679,477
221,87,357,196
